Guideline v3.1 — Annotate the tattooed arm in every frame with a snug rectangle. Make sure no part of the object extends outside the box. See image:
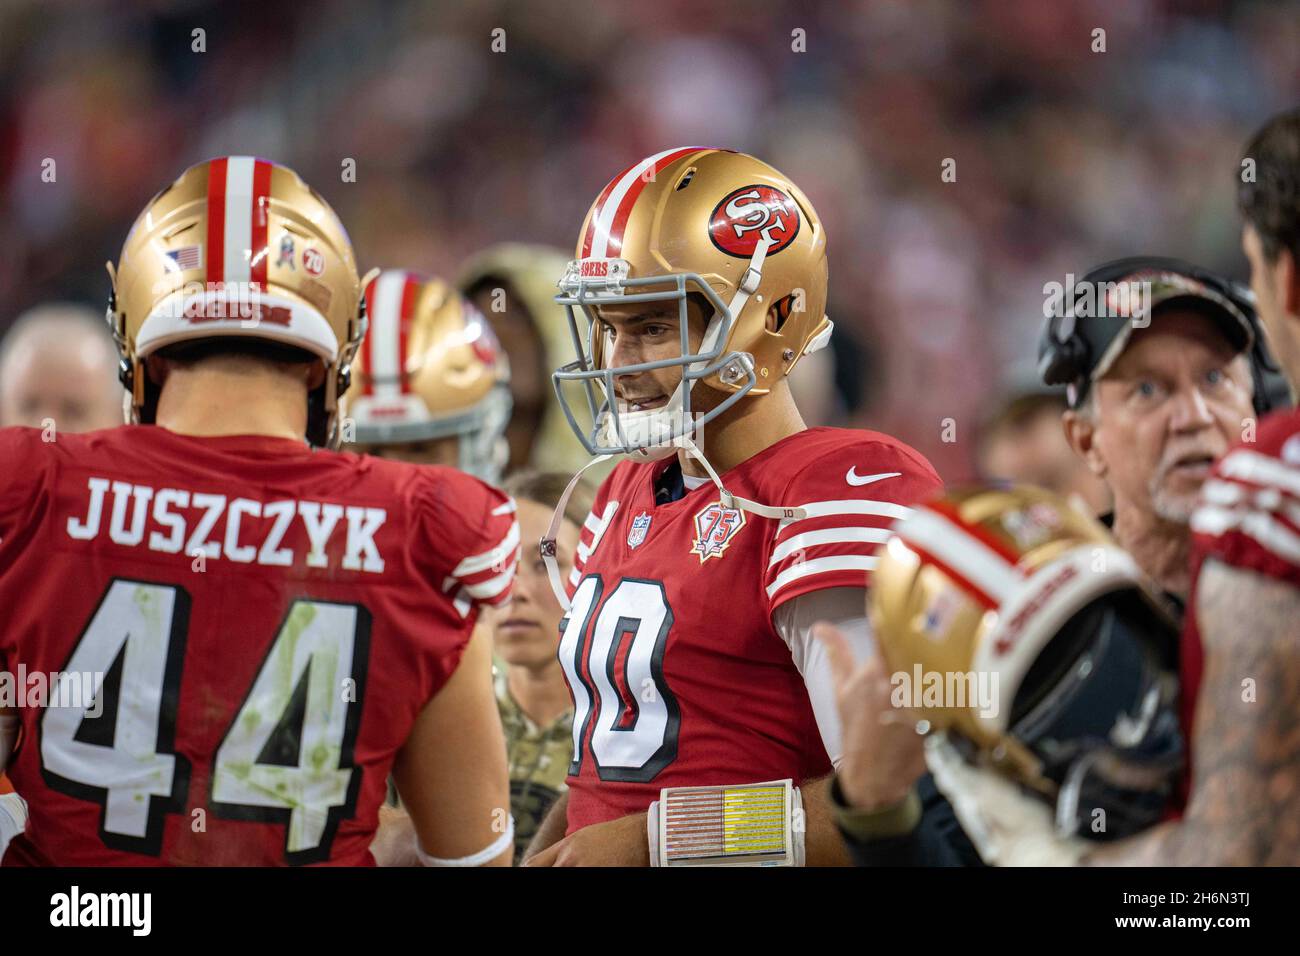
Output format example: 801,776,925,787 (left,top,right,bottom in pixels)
1091,559,1300,865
